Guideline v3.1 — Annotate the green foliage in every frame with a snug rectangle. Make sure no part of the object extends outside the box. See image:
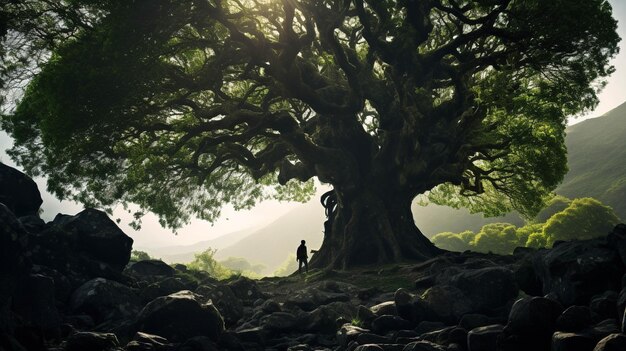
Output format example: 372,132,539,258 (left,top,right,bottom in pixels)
431,231,473,253
431,197,621,253
533,195,572,223
219,256,266,276
273,254,298,277
471,223,520,255
130,250,152,262
541,197,620,246
187,248,234,280
187,248,265,279
1,0,620,231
